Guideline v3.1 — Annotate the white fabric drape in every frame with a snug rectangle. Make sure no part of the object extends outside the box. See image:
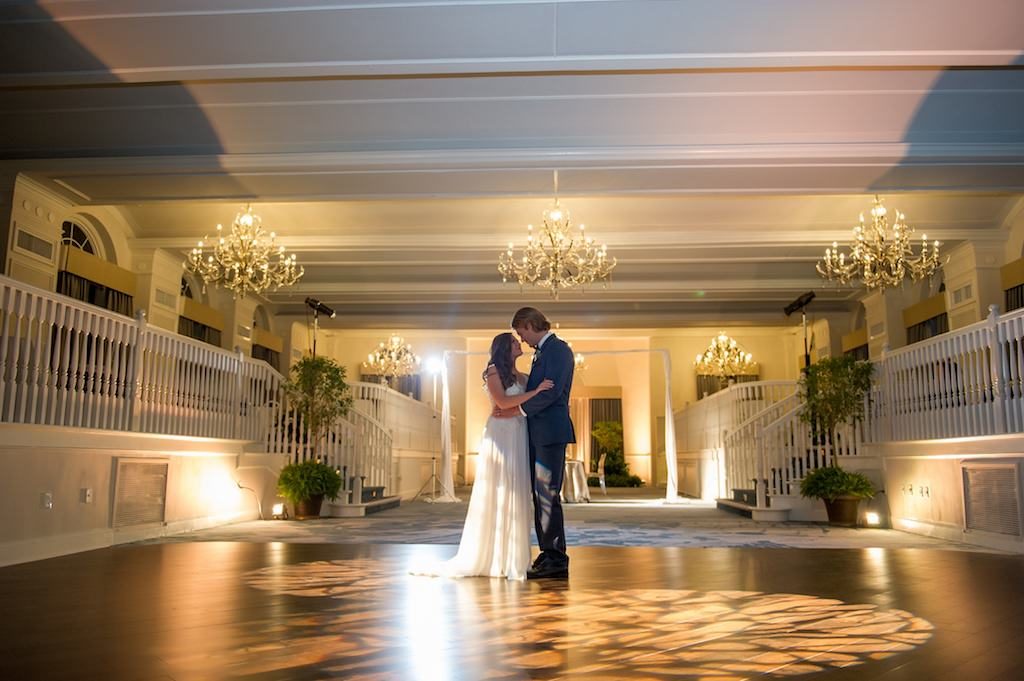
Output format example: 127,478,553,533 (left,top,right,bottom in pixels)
438,347,682,504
